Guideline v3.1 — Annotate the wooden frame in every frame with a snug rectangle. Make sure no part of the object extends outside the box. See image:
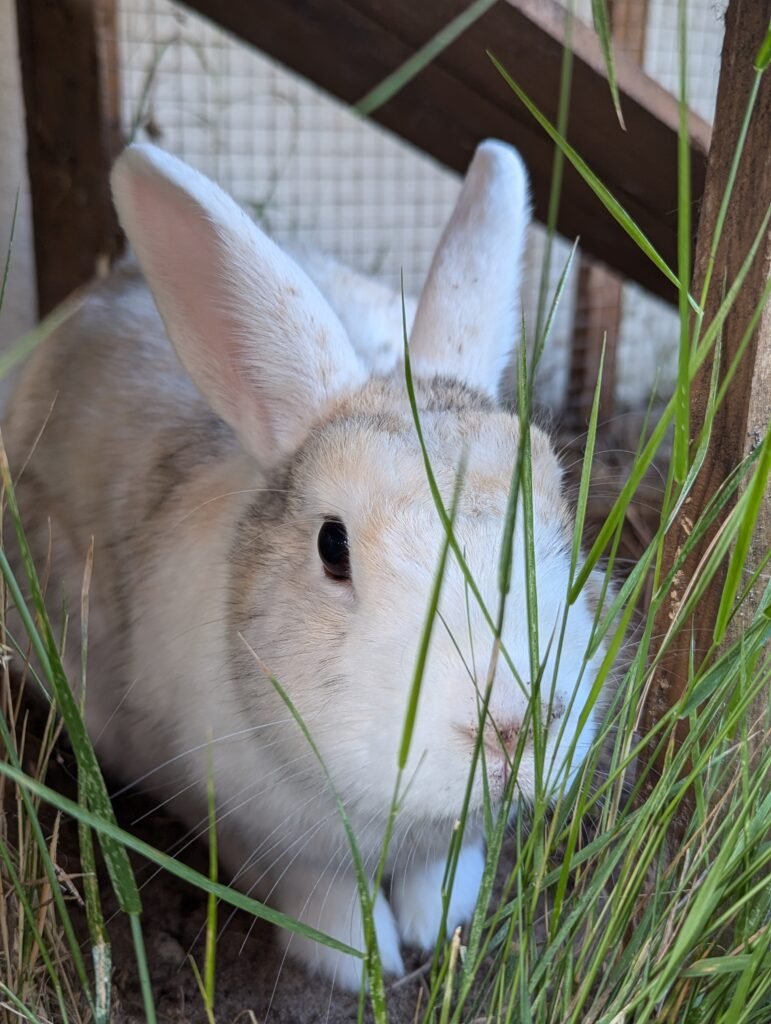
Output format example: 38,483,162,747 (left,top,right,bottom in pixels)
15,0,124,317
16,0,710,310
565,259,622,430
